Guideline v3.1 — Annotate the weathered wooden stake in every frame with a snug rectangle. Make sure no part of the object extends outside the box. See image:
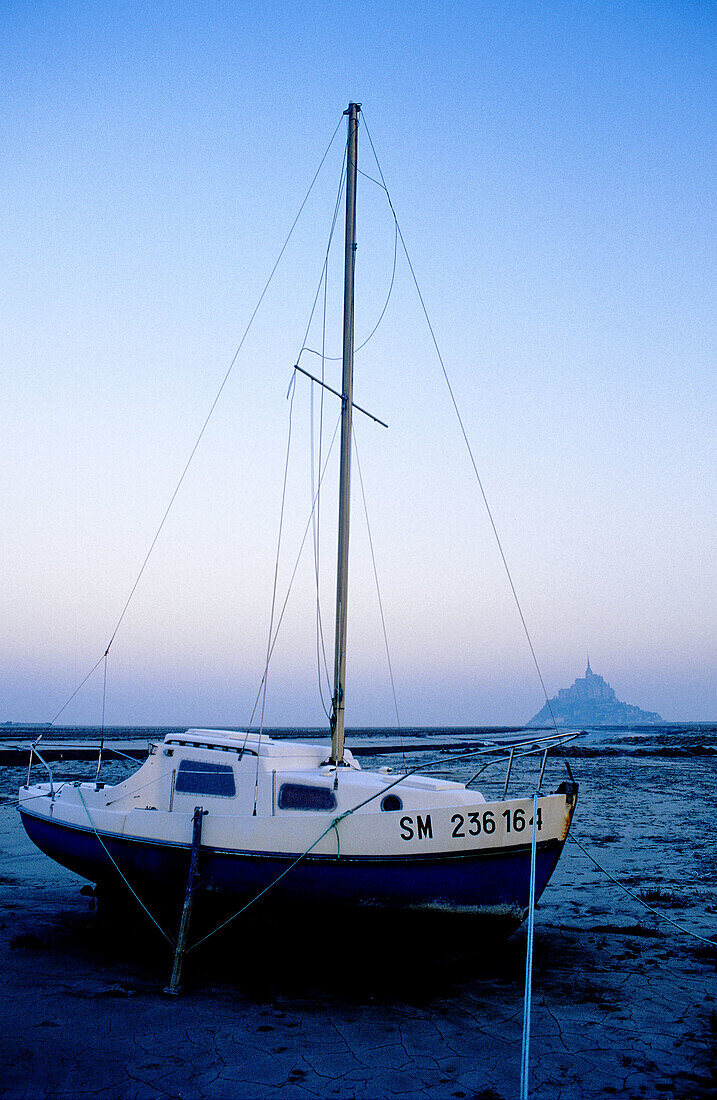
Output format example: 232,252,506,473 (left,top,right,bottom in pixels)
165,805,206,995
